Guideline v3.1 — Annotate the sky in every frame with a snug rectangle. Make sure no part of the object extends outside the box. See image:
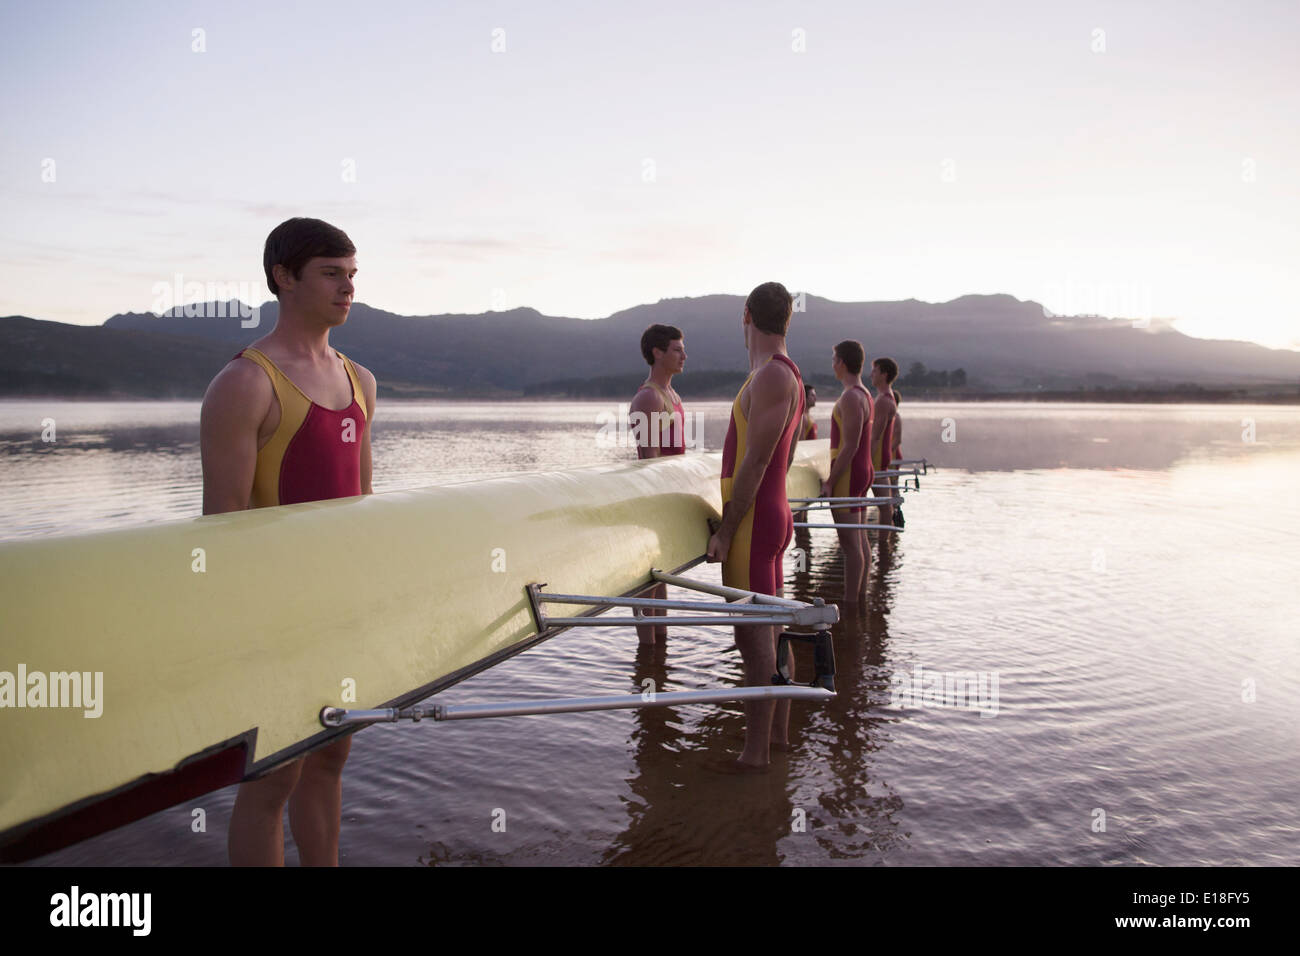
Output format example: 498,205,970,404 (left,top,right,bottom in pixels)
1,0,1297,349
